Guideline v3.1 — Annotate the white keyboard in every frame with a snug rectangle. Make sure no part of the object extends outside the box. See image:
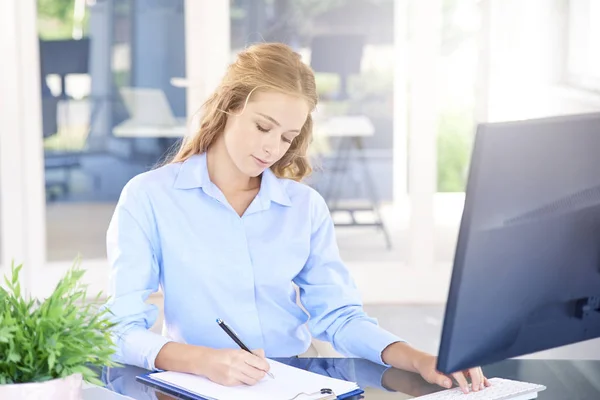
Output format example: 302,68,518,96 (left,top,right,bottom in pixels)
413,378,546,400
